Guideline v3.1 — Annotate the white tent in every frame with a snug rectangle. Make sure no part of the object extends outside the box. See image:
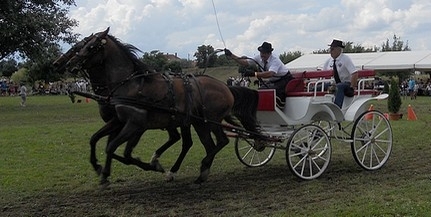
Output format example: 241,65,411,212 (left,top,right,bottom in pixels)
286,51,431,73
